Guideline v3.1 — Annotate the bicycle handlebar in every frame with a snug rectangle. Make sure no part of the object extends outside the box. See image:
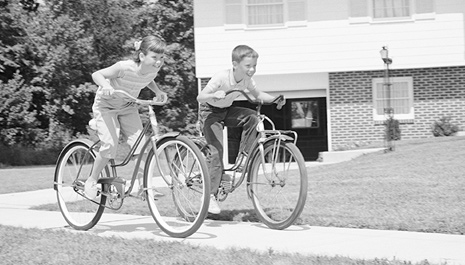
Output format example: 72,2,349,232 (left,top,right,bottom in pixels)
97,89,167,106
224,90,285,110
